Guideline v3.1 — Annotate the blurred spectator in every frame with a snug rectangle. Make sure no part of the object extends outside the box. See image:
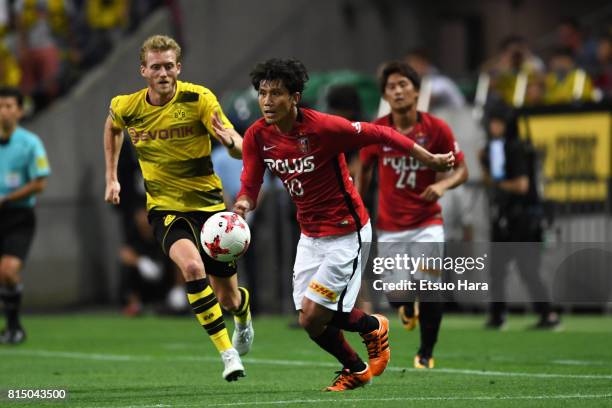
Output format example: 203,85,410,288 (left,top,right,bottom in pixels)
483,35,545,107
13,0,74,108
0,43,21,87
0,0,173,115
326,84,364,176
0,0,10,37
557,17,598,73
119,207,174,316
592,34,612,99
78,0,129,68
86,0,128,33
405,48,466,111
438,184,473,243
544,47,596,103
326,83,363,122
523,72,546,106
480,106,560,330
